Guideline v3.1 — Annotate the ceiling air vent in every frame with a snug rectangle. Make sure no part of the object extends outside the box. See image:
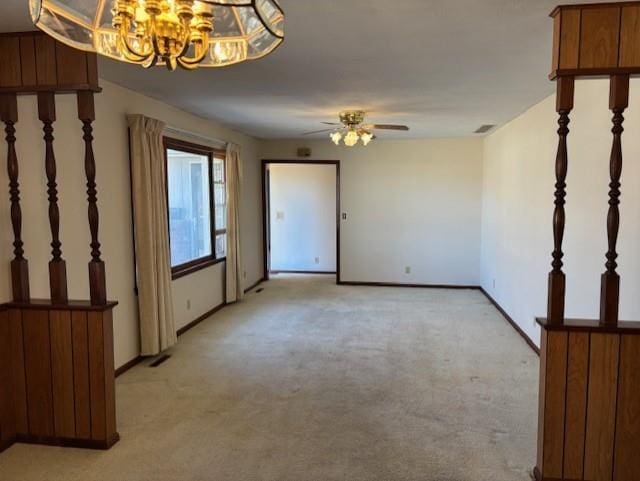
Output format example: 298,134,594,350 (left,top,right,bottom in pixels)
474,124,495,134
